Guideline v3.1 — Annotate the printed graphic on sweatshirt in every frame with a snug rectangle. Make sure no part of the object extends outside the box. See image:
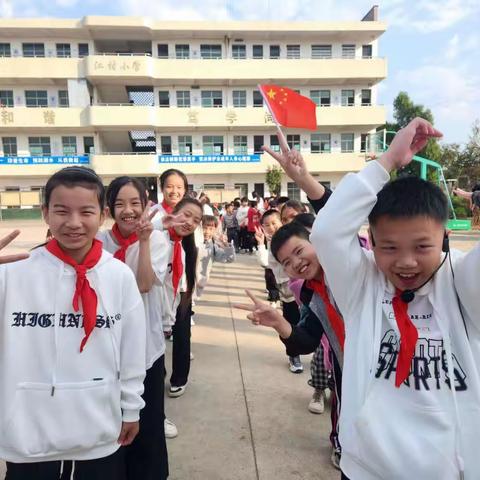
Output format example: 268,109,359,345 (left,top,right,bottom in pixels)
11,312,121,329
376,328,467,391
